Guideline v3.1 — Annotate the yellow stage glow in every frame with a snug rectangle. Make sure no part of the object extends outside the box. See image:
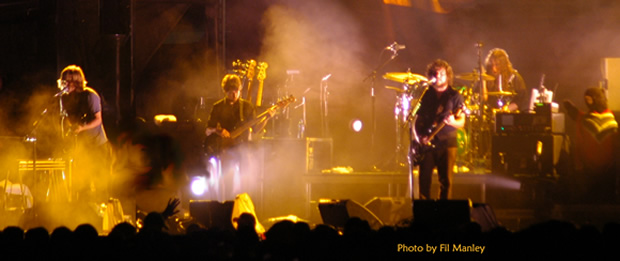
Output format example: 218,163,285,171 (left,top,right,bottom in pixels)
154,114,177,125
383,0,412,7
536,141,543,155
383,0,448,14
